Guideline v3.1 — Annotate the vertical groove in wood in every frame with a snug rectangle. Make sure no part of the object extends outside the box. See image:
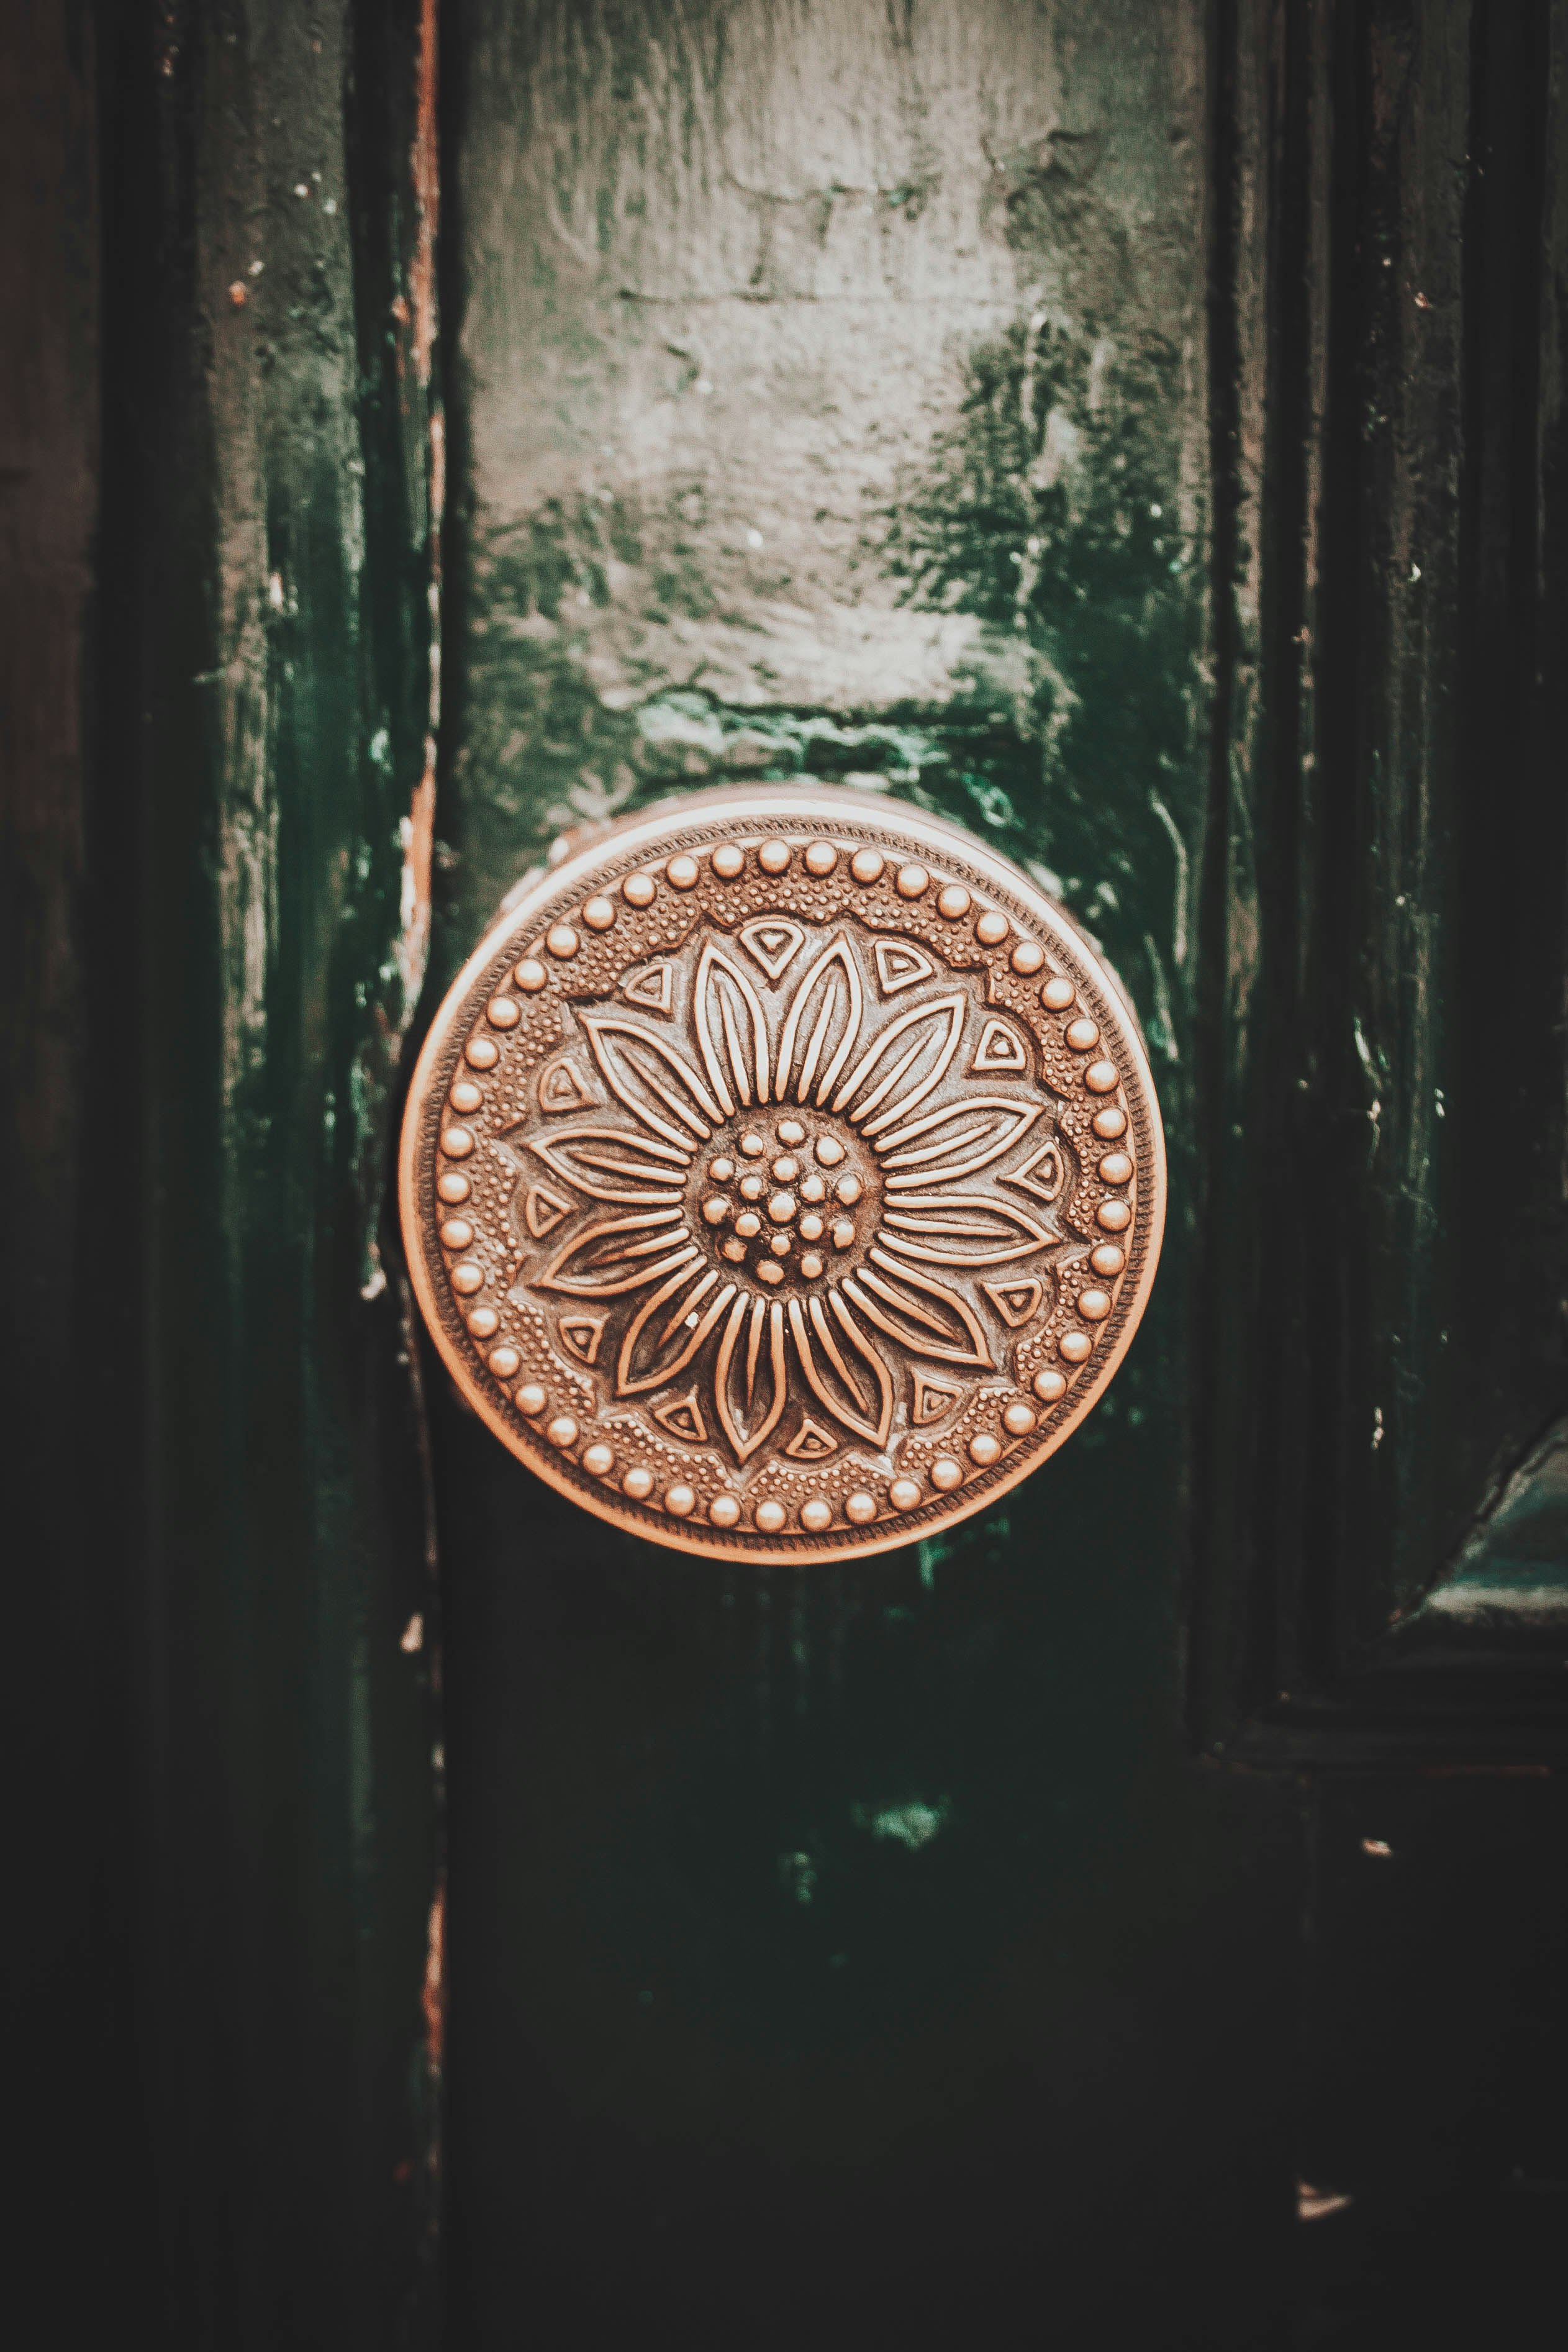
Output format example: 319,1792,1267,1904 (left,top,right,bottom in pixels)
1341,0,1471,1632
94,3,446,2338
0,2,152,2324
1200,0,1568,1755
